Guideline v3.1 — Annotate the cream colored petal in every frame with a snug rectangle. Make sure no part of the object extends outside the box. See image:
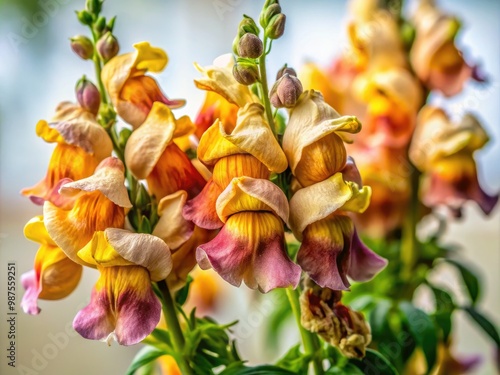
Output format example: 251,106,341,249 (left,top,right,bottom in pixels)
283,90,361,174
59,157,132,208
194,62,257,107
153,190,193,250
289,172,370,240
102,53,136,107
222,103,288,173
216,177,289,225
409,106,489,170
104,228,172,281
125,102,176,179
